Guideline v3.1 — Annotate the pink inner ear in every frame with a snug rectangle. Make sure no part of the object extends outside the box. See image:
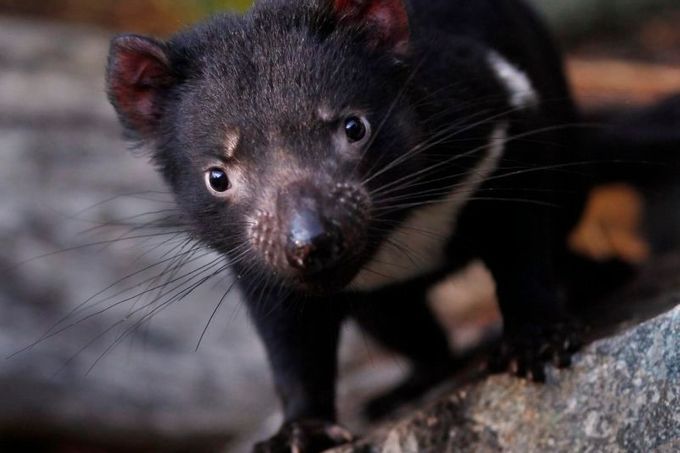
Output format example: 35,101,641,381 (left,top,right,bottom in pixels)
333,0,410,53
108,37,172,133
119,51,169,88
